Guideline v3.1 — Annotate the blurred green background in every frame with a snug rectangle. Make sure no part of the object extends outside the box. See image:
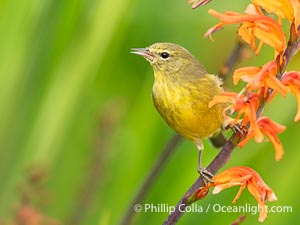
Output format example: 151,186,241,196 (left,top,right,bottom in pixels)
0,0,300,224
